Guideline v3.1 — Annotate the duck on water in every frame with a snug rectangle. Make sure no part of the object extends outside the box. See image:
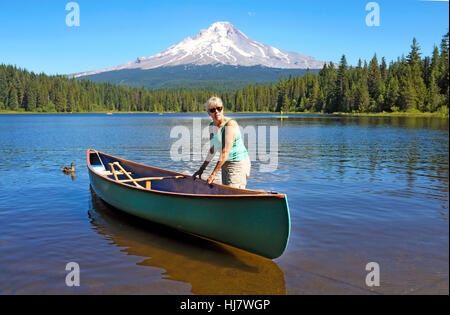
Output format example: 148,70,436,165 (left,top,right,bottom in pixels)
62,163,75,175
